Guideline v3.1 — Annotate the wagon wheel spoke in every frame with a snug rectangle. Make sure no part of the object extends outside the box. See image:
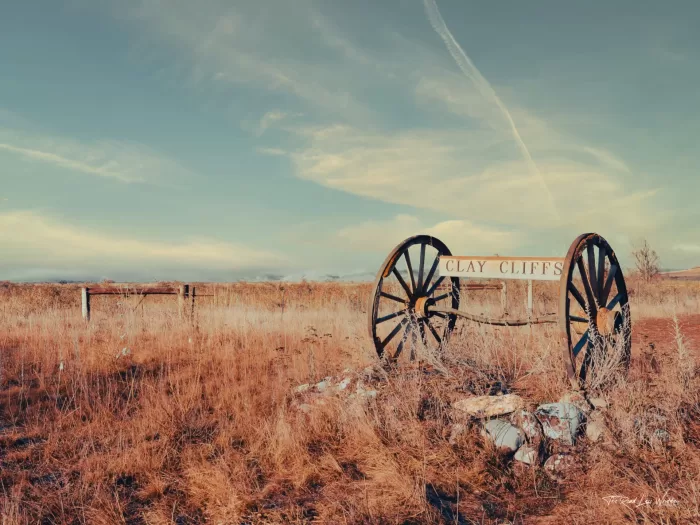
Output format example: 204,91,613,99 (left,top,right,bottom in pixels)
568,282,587,312
573,330,589,357
576,258,597,316
432,293,450,303
570,315,588,323
380,317,409,350
391,322,412,361
392,267,412,299
579,347,593,382
418,318,428,346
423,318,442,345
597,245,607,301
422,256,441,295
376,310,406,324
380,291,407,304
607,293,623,311
404,251,416,294
601,264,618,306
587,244,599,306
417,244,426,293
425,276,445,298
